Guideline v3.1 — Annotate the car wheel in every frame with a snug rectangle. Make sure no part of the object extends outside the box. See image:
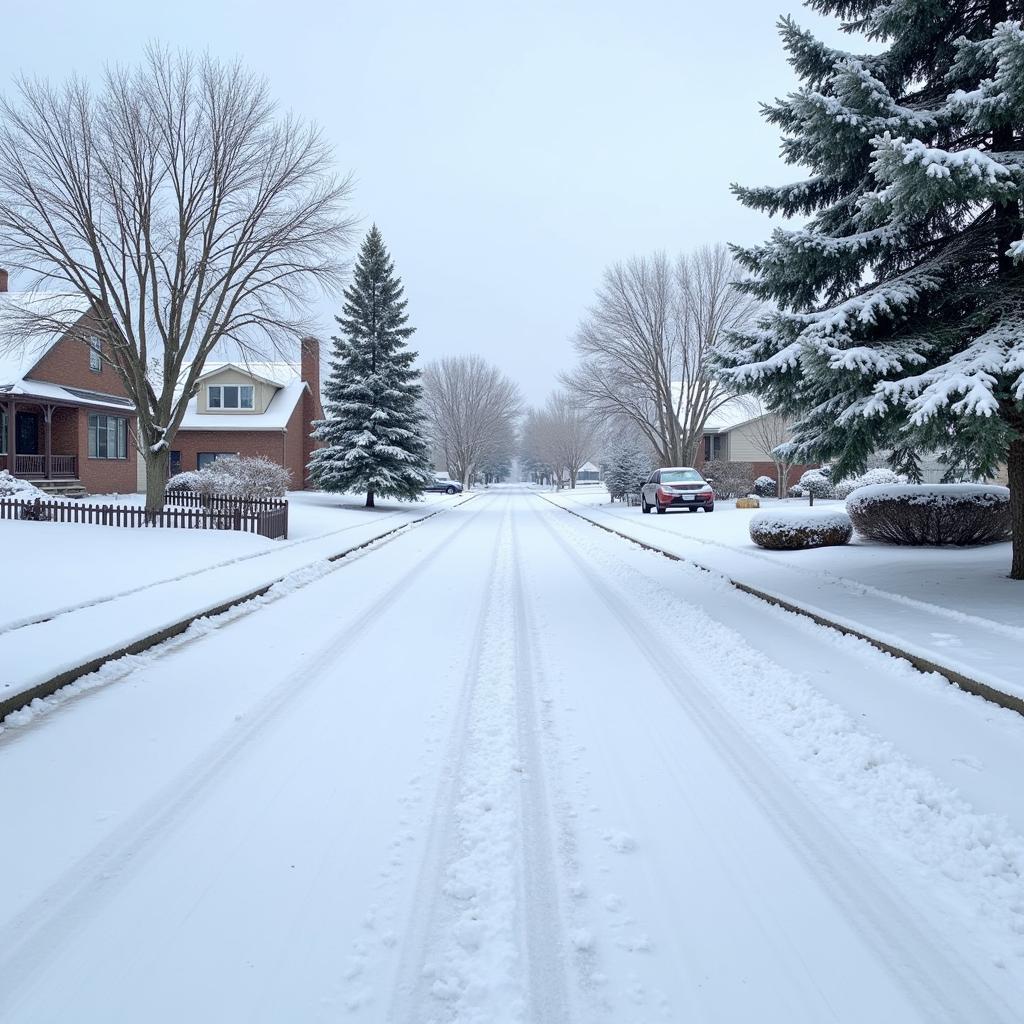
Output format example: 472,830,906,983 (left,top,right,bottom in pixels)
446,486,457,494
641,495,650,514
656,502,666,514
706,504,715,512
